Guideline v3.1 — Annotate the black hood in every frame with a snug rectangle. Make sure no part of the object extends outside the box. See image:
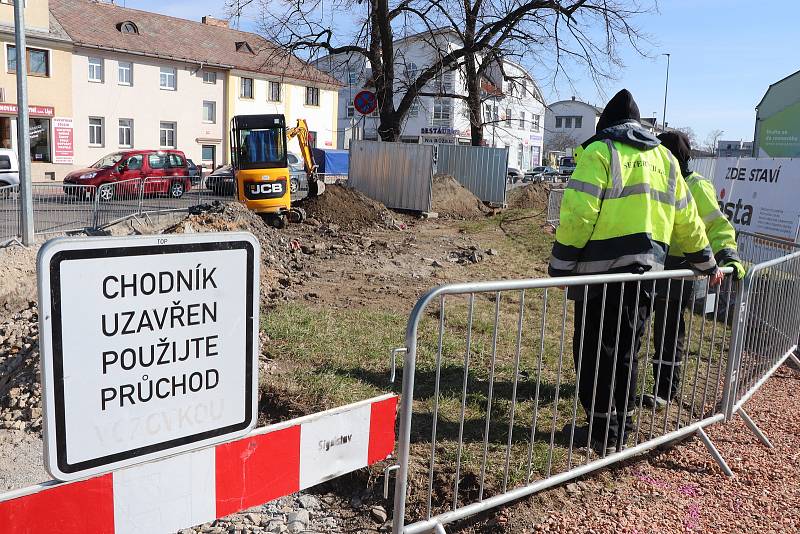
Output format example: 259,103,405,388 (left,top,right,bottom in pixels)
580,89,661,151
596,89,640,132
657,131,692,177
